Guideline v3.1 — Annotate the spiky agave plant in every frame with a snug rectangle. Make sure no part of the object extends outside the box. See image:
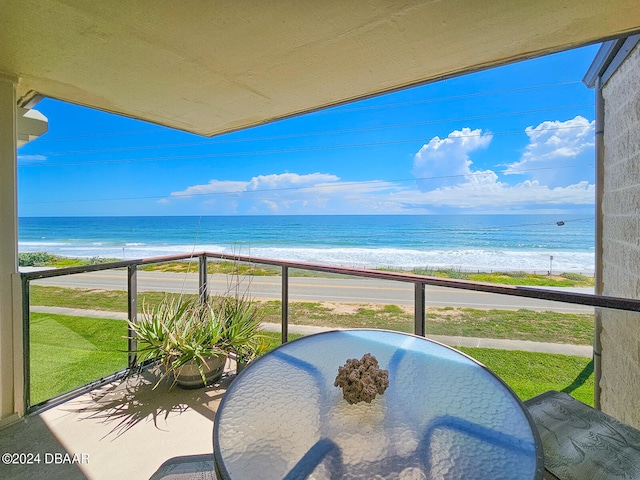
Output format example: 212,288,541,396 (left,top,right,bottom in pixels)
128,296,226,388
216,293,267,364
